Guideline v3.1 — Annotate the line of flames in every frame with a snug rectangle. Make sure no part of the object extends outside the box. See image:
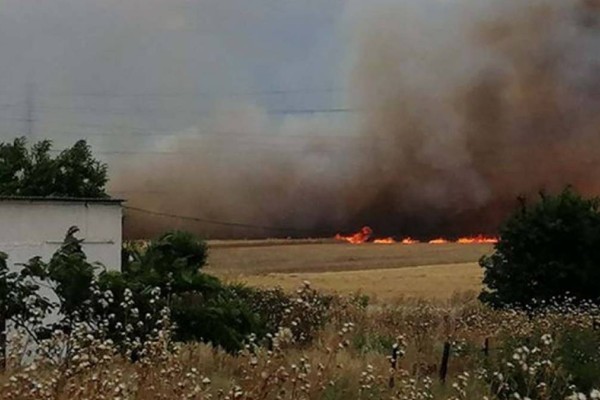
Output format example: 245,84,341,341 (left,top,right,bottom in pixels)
334,227,498,245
